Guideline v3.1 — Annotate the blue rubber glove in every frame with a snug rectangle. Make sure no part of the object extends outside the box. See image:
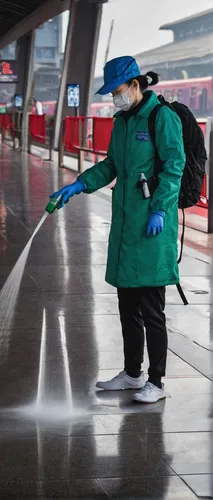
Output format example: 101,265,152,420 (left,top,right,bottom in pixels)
146,211,165,237
50,178,86,209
